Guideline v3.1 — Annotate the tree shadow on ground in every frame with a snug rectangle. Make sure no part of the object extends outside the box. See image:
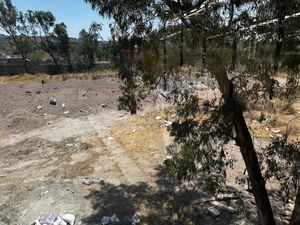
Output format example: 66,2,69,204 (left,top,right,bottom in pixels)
82,166,247,225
